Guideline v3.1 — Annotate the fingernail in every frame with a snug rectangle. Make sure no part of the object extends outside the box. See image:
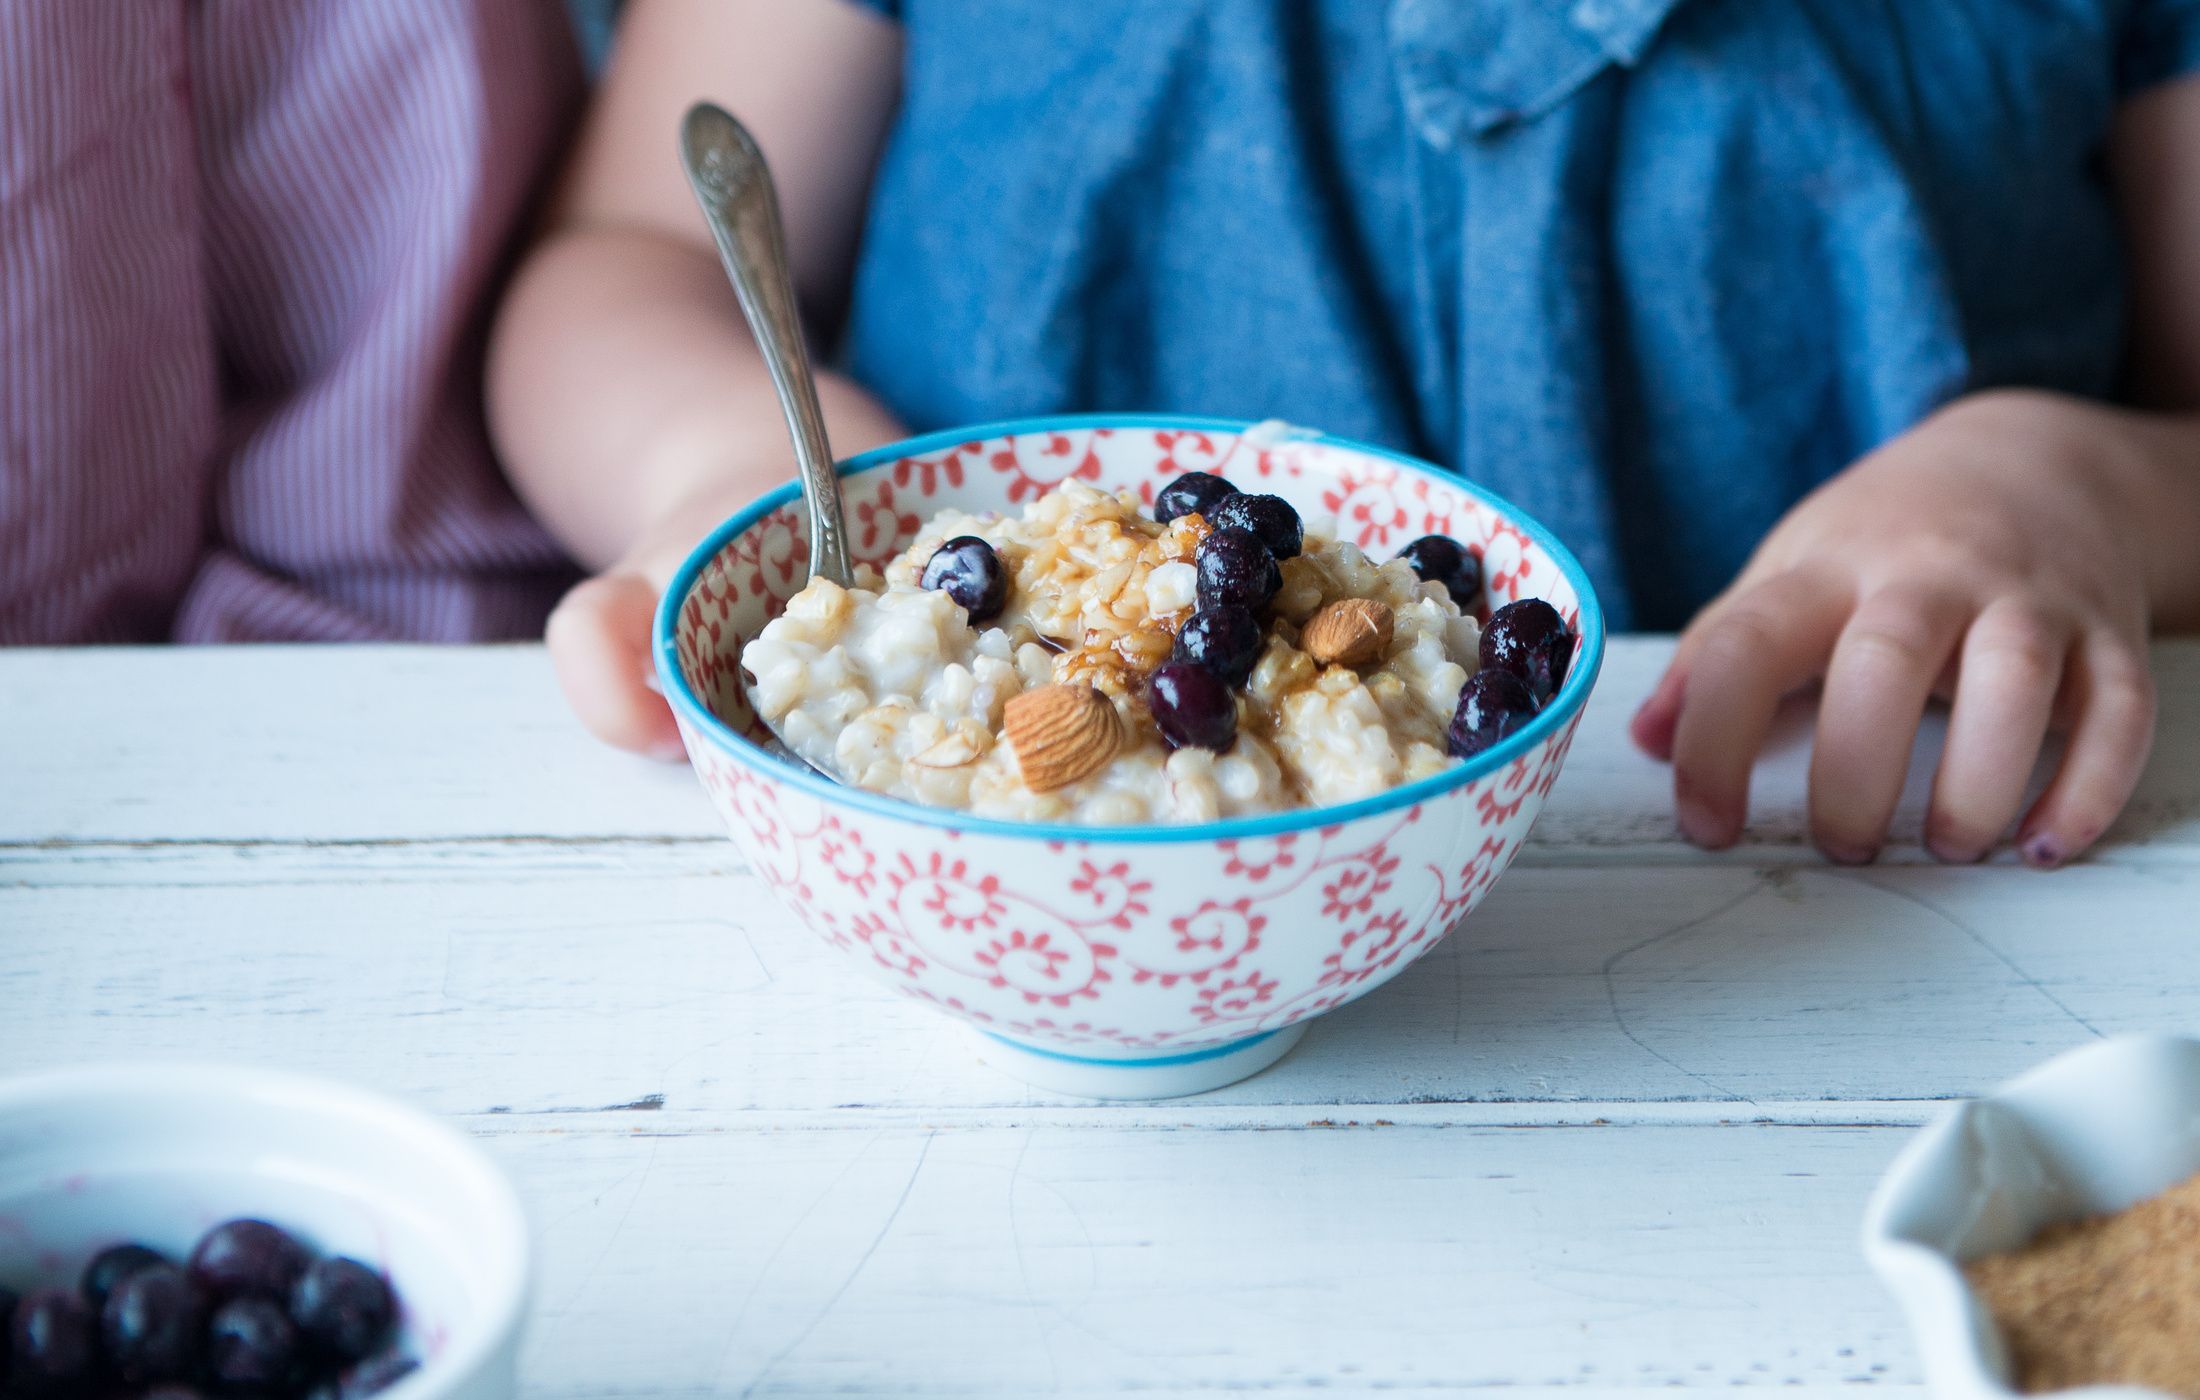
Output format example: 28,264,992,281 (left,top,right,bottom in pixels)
1676,798,1731,849
649,736,689,764
1819,841,1879,867
642,668,665,695
2021,833,2065,870
1924,821,1986,865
